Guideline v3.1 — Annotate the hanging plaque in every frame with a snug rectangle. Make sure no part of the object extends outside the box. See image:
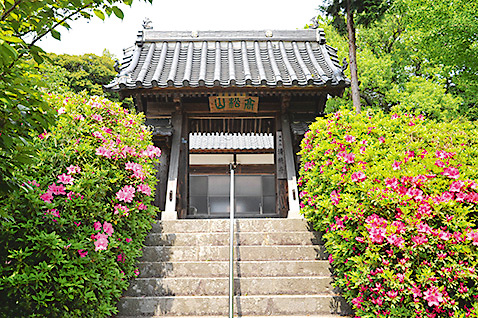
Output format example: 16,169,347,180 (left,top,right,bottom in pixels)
209,95,259,113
